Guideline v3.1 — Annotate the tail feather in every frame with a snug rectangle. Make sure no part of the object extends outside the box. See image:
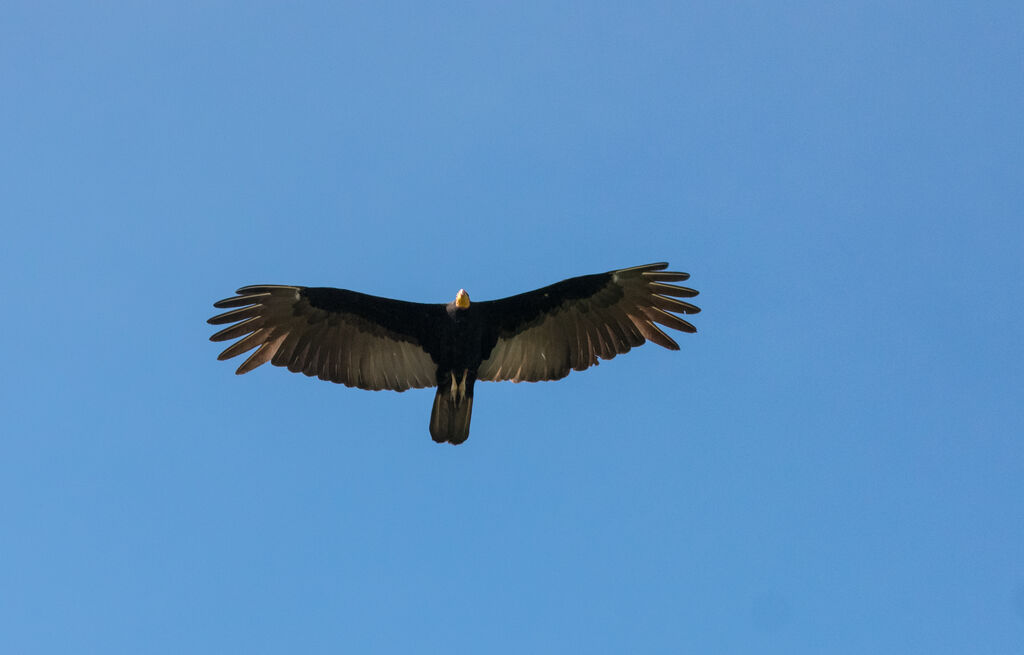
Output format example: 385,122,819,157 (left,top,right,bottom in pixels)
430,372,475,444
